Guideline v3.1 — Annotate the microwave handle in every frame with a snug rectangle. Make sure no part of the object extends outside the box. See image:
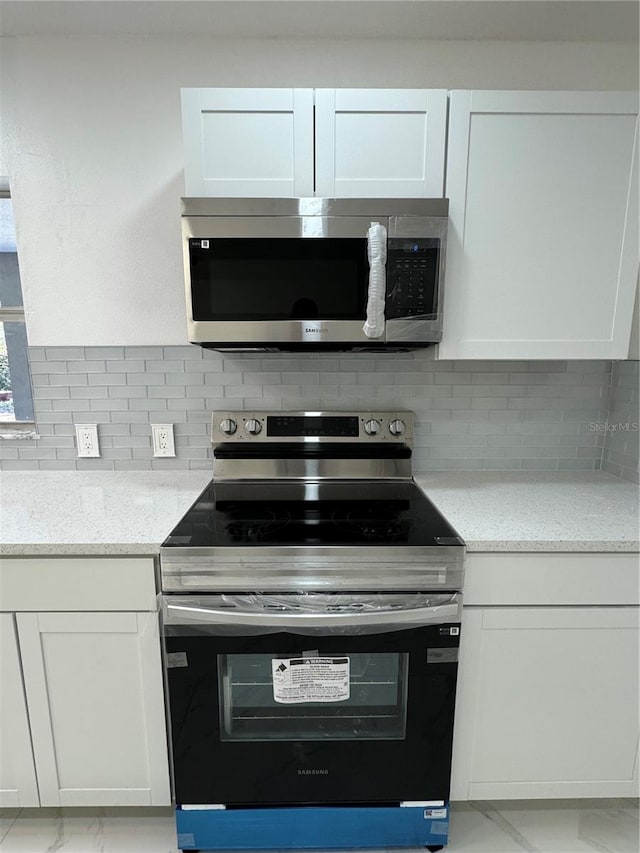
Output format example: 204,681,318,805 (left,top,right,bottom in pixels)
363,221,387,338
163,598,461,630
